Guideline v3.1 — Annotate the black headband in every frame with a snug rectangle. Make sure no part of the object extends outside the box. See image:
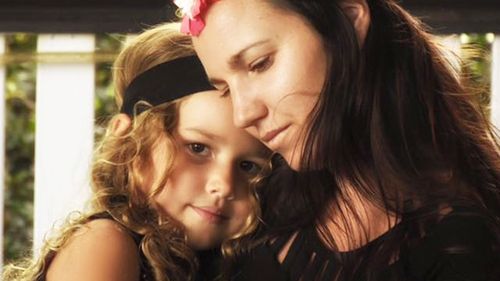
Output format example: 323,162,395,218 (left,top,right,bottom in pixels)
120,55,215,116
